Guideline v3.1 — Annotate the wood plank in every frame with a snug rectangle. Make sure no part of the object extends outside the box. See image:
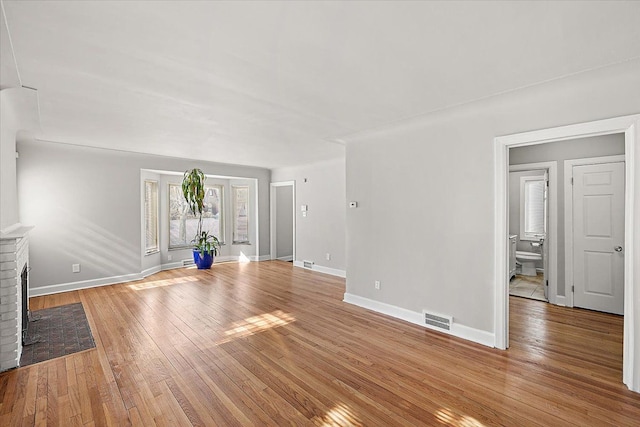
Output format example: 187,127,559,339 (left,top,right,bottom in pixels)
0,261,637,425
